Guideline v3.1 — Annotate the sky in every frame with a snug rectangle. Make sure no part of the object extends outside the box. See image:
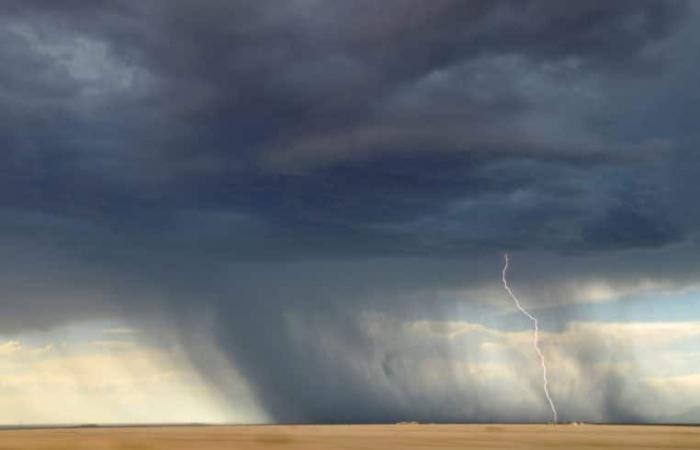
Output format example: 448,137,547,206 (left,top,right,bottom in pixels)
0,0,699,424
